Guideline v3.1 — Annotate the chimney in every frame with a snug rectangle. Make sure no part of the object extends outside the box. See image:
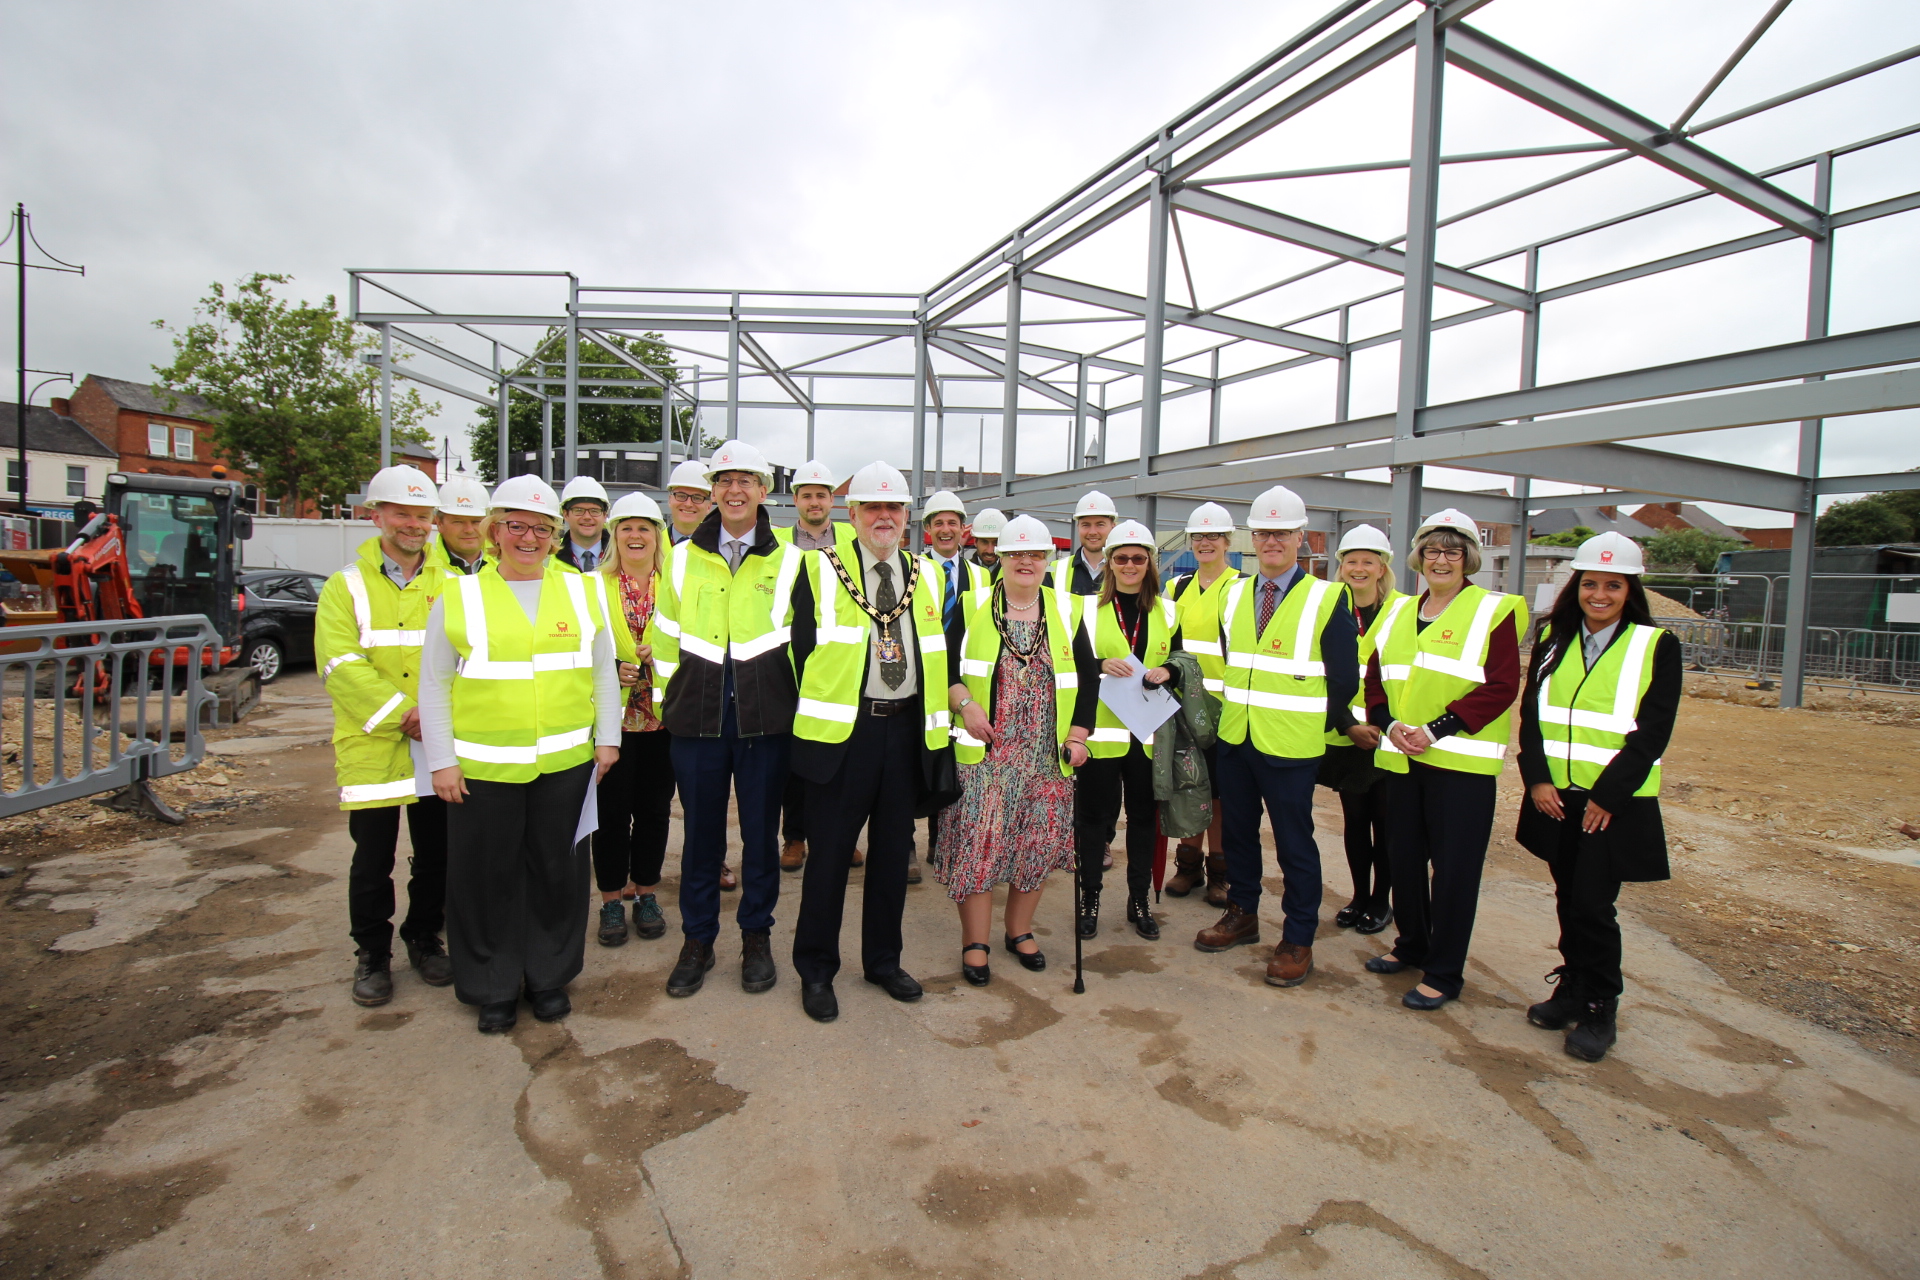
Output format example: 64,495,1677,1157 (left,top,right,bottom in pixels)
49,397,71,416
